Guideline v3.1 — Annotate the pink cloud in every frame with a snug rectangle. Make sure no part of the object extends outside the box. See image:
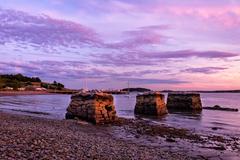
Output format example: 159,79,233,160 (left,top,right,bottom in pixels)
146,5,240,29
102,1,239,30
171,7,240,28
